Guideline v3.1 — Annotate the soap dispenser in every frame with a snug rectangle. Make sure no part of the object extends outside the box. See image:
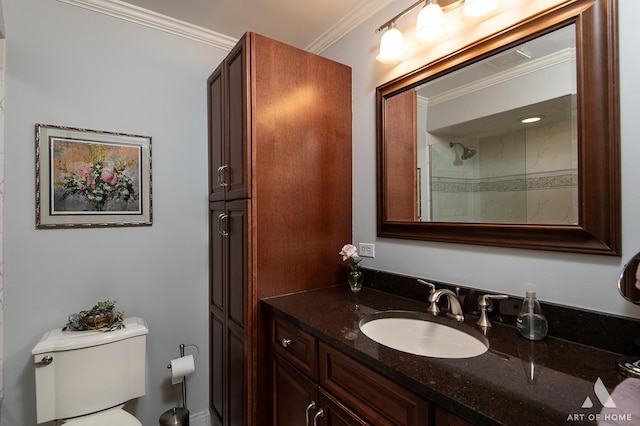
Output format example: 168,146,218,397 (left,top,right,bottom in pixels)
516,283,548,340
